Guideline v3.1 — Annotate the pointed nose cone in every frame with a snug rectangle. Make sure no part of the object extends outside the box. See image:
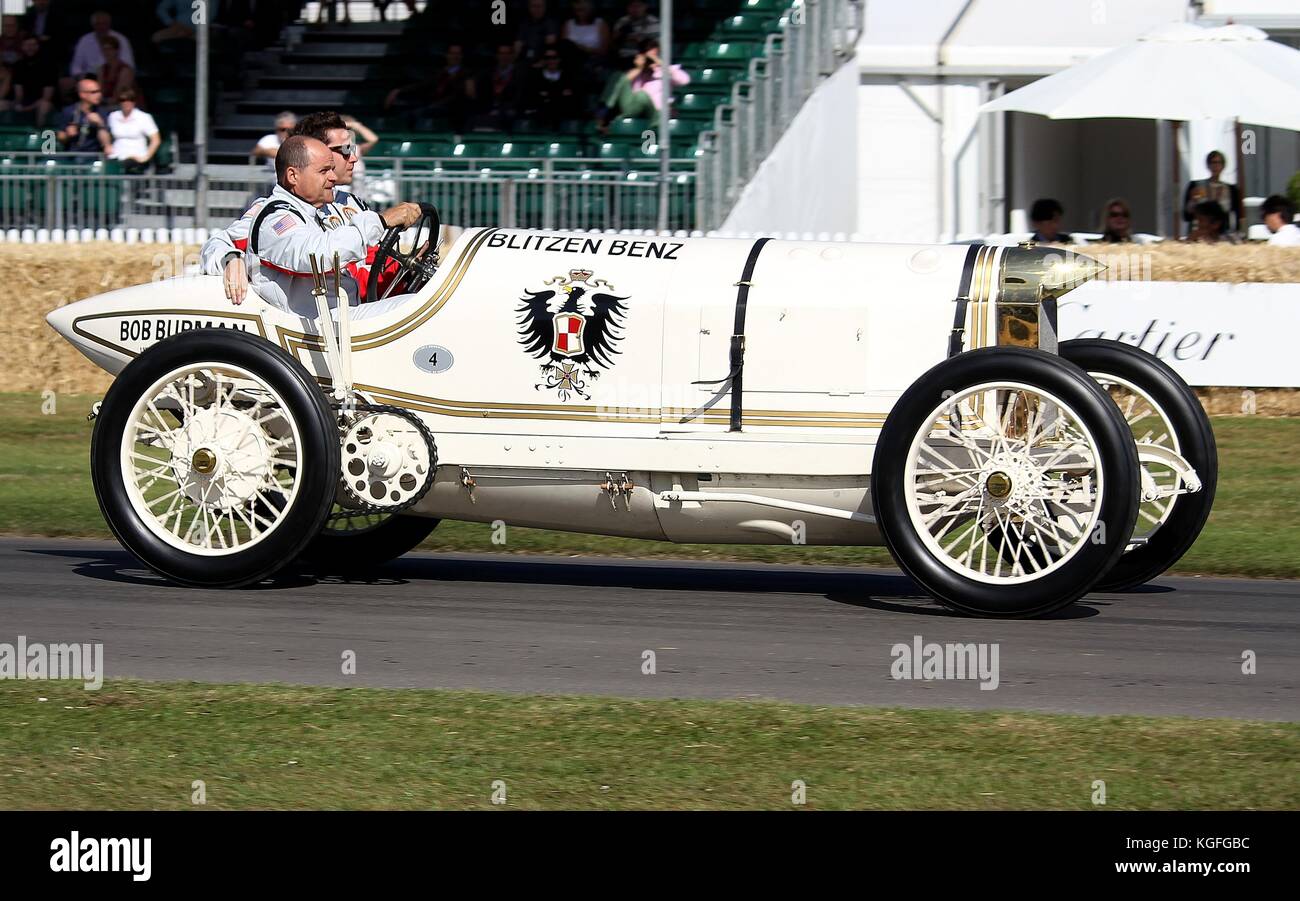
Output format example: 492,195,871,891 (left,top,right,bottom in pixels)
46,303,77,342
1000,246,1108,303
